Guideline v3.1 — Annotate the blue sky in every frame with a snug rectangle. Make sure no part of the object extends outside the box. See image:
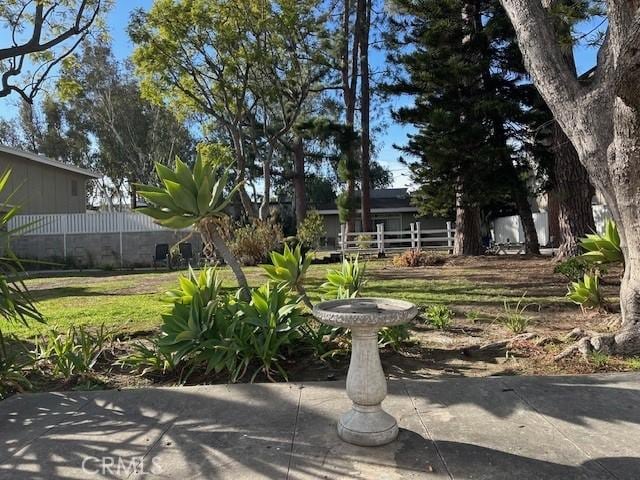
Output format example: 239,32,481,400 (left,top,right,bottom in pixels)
1,1,602,188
